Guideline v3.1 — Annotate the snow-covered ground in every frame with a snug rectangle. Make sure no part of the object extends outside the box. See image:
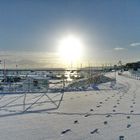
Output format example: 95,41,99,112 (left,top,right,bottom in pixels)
0,74,140,140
